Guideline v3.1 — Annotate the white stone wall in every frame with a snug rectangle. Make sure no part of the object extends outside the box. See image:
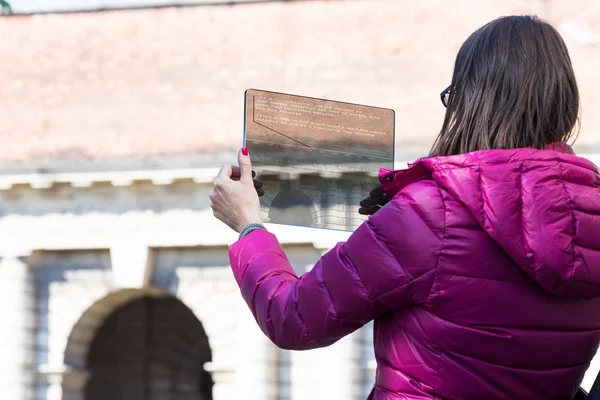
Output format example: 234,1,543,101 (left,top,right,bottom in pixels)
33,250,113,400
0,177,366,400
0,257,36,400
0,177,350,252
284,246,365,400
150,244,369,400
1,172,597,400
152,247,249,400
